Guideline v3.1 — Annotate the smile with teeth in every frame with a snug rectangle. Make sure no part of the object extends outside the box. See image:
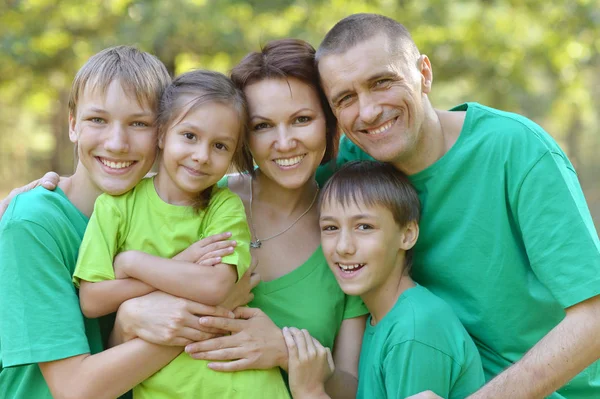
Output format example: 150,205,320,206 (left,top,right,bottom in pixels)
99,157,134,169
365,118,396,135
337,263,365,272
274,154,305,167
